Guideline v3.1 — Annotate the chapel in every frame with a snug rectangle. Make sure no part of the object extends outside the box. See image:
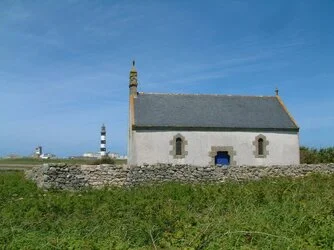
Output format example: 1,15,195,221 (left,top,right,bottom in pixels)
128,62,300,166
